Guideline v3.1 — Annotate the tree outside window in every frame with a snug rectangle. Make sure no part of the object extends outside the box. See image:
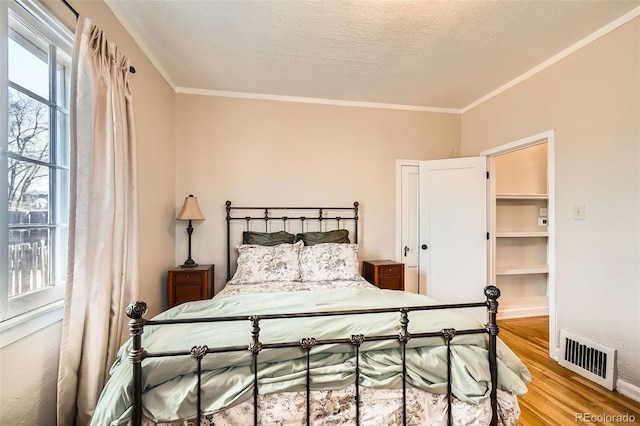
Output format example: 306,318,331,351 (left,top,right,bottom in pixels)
2,1,71,322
